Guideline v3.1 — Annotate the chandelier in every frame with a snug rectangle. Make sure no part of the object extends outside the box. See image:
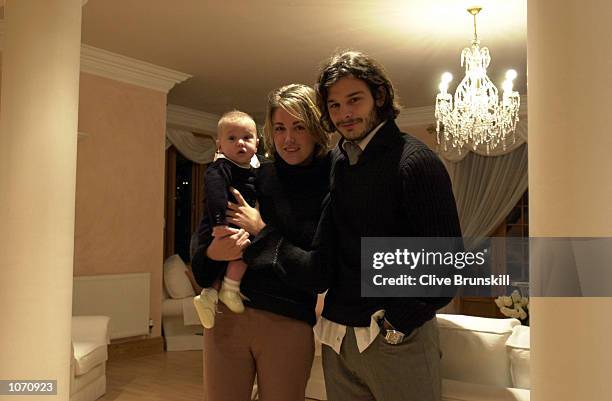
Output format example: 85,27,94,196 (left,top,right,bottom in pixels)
435,7,520,154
